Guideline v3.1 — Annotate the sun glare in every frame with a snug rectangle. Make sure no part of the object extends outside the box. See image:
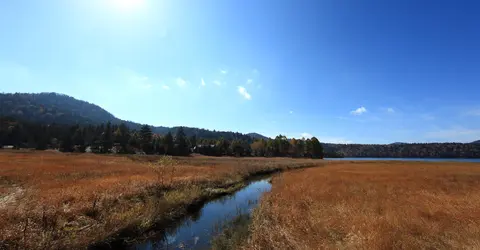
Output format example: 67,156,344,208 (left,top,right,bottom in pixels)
110,0,145,11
